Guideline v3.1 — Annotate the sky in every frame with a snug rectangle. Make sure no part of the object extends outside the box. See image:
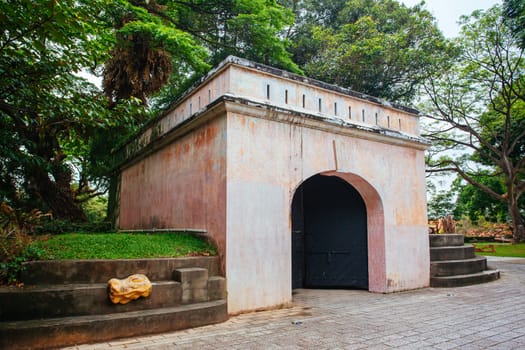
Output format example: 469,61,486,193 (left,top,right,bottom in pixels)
399,0,502,38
